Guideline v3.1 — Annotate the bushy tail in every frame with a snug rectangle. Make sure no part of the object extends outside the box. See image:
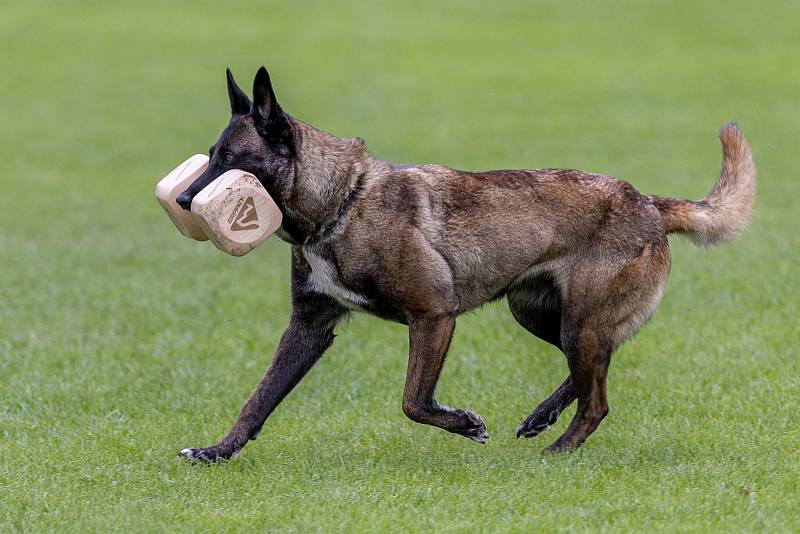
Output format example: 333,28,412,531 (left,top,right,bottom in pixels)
649,122,756,247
